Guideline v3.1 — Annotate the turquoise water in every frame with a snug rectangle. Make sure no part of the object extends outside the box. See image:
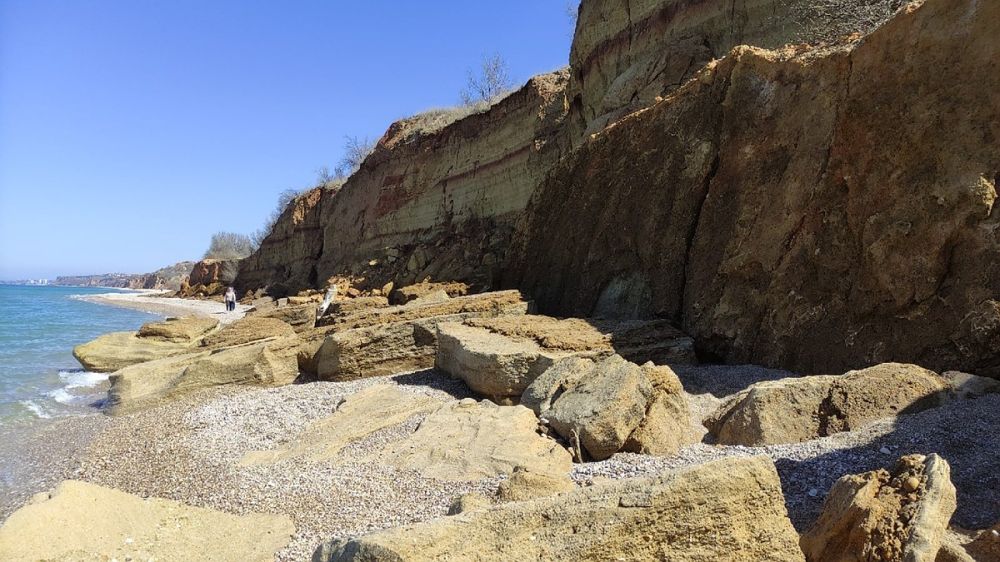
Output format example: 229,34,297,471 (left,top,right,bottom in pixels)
0,285,162,424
